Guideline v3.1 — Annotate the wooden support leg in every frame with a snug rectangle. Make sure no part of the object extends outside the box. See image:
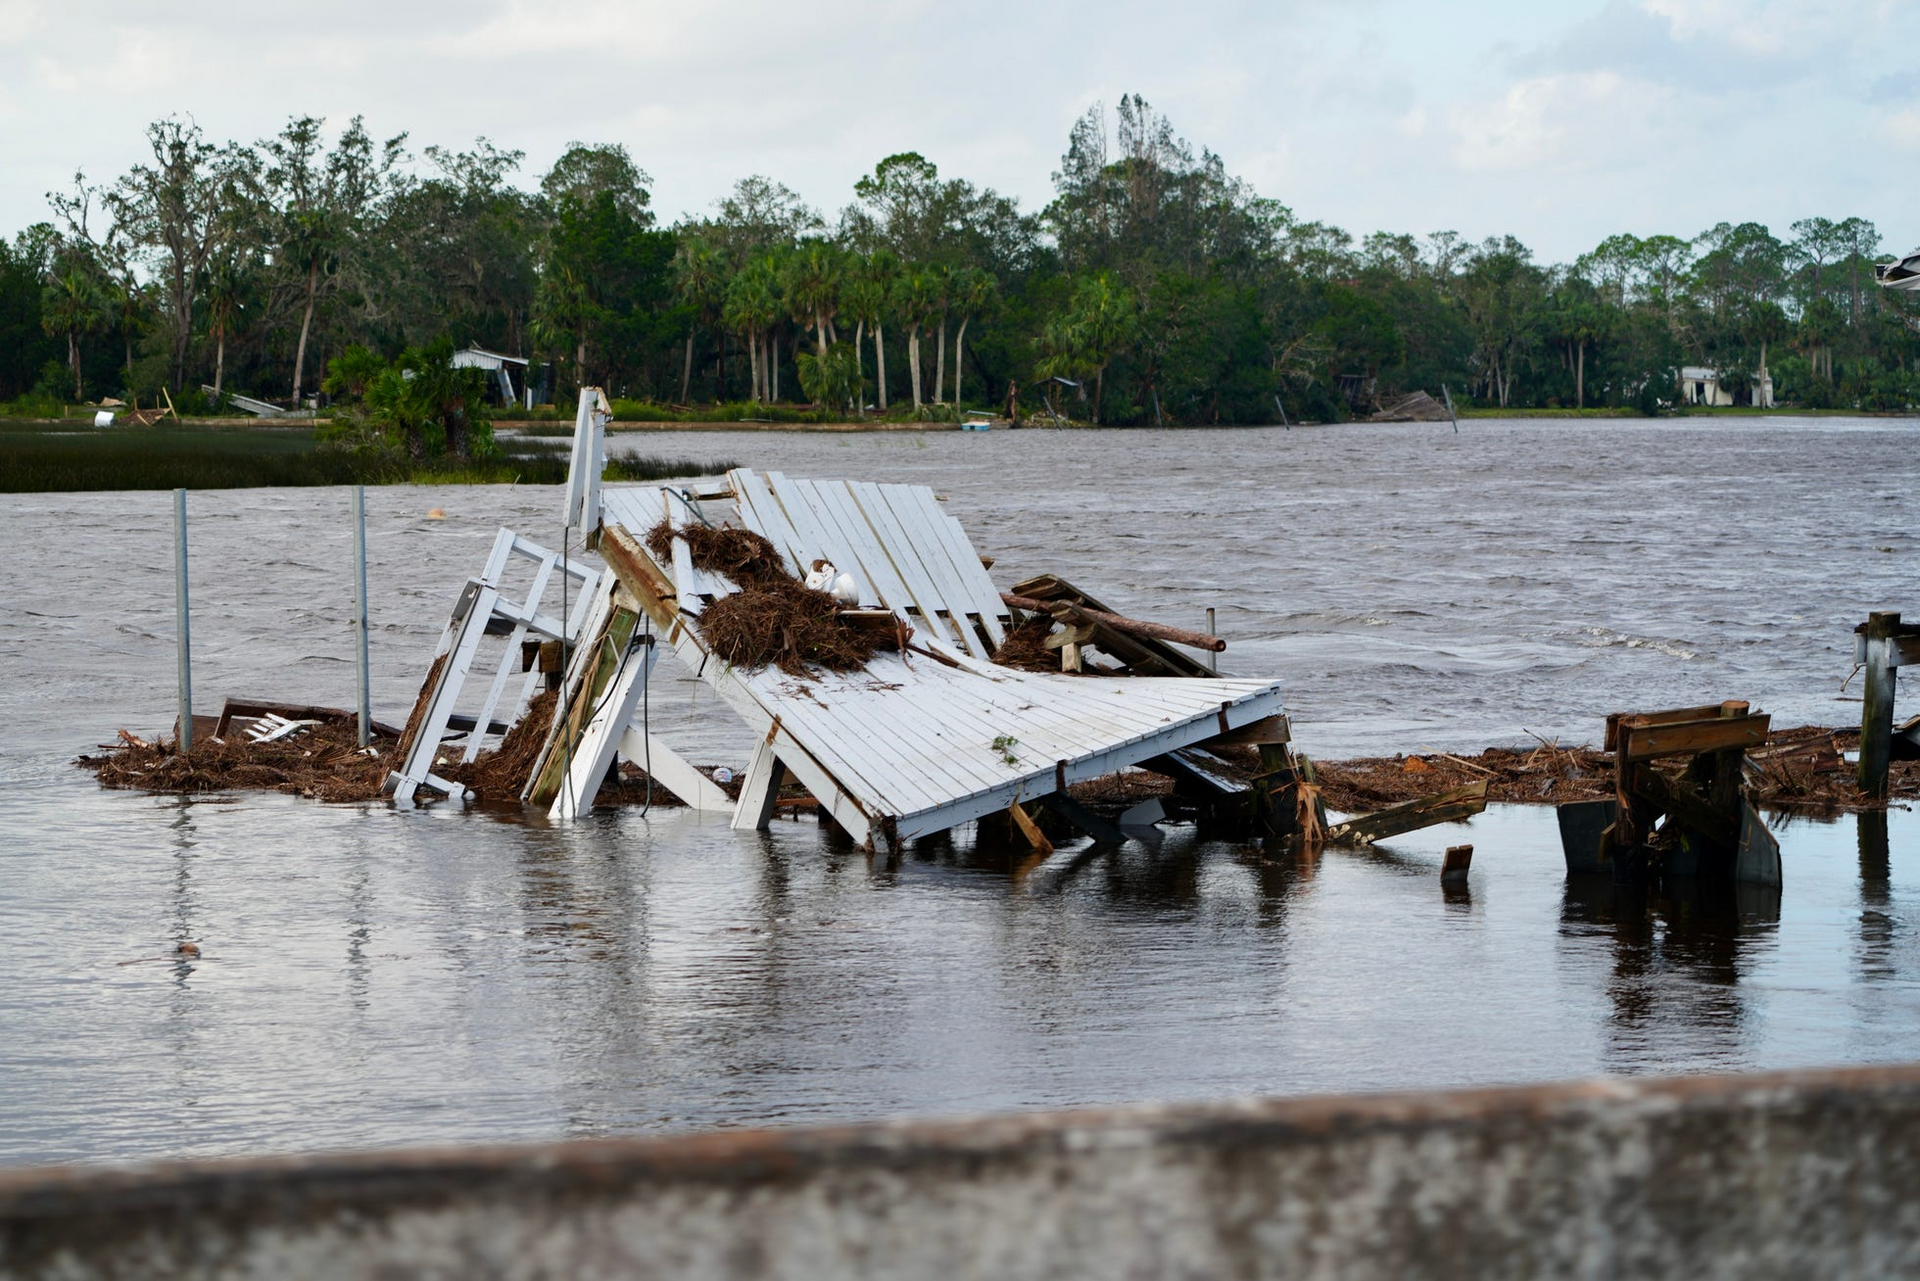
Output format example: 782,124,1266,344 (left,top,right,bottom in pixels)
548,643,656,822
616,726,733,811
731,735,786,832
1861,611,1900,798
